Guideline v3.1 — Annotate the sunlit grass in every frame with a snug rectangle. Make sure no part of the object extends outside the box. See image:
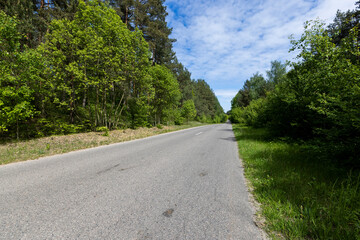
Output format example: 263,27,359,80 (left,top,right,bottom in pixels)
233,125,360,239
